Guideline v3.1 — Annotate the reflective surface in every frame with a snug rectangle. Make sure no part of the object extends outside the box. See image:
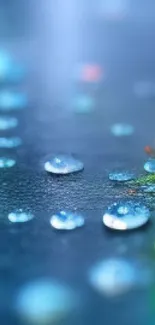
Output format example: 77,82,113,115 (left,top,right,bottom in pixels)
8,209,34,223
44,155,84,174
